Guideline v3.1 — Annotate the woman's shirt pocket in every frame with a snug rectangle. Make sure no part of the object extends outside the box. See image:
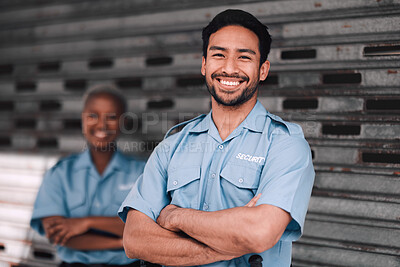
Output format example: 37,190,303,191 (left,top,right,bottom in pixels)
66,192,86,217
